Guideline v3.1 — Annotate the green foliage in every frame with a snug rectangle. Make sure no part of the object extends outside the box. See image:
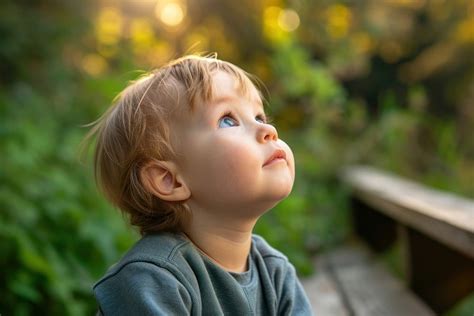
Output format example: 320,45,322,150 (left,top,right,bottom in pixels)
0,1,138,313
445,293,474,316
0,84,137,314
